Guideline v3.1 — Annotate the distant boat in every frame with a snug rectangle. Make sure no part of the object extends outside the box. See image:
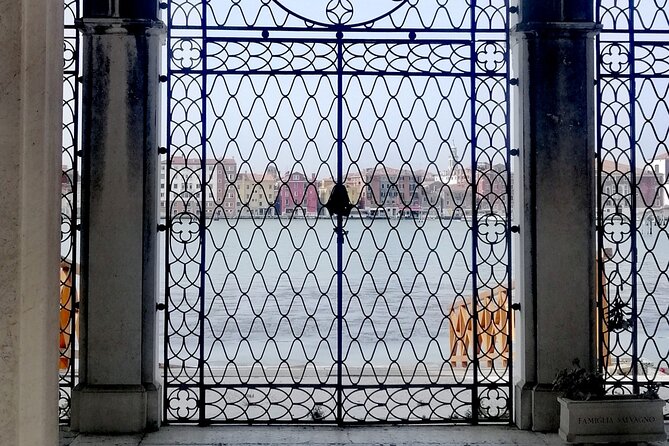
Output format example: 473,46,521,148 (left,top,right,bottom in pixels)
366,207,399,220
